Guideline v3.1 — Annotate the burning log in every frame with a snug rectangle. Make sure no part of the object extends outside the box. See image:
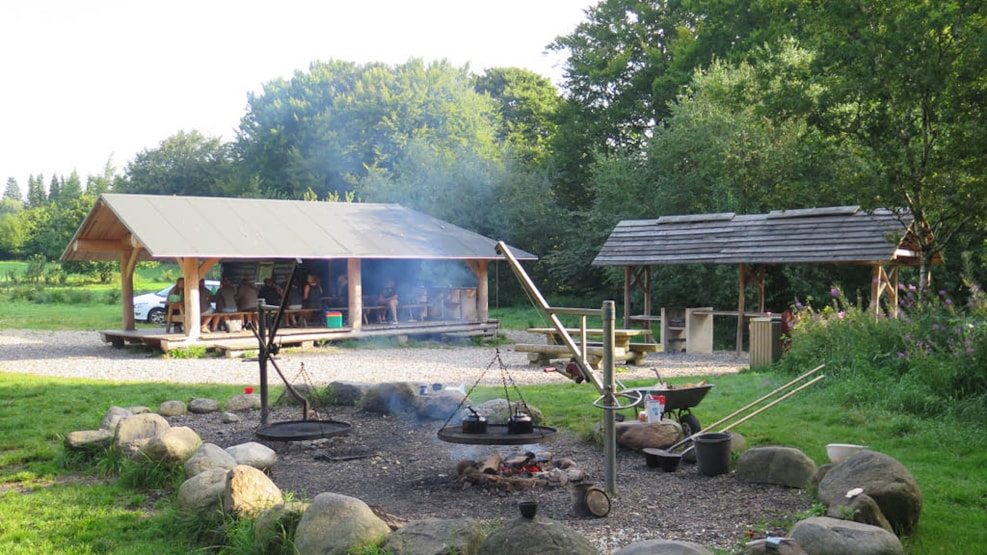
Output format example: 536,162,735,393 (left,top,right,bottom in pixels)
480,453,503,474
